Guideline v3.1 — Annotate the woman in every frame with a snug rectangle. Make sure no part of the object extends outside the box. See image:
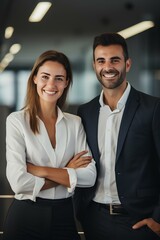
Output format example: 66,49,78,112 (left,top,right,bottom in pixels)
3,50,96,240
